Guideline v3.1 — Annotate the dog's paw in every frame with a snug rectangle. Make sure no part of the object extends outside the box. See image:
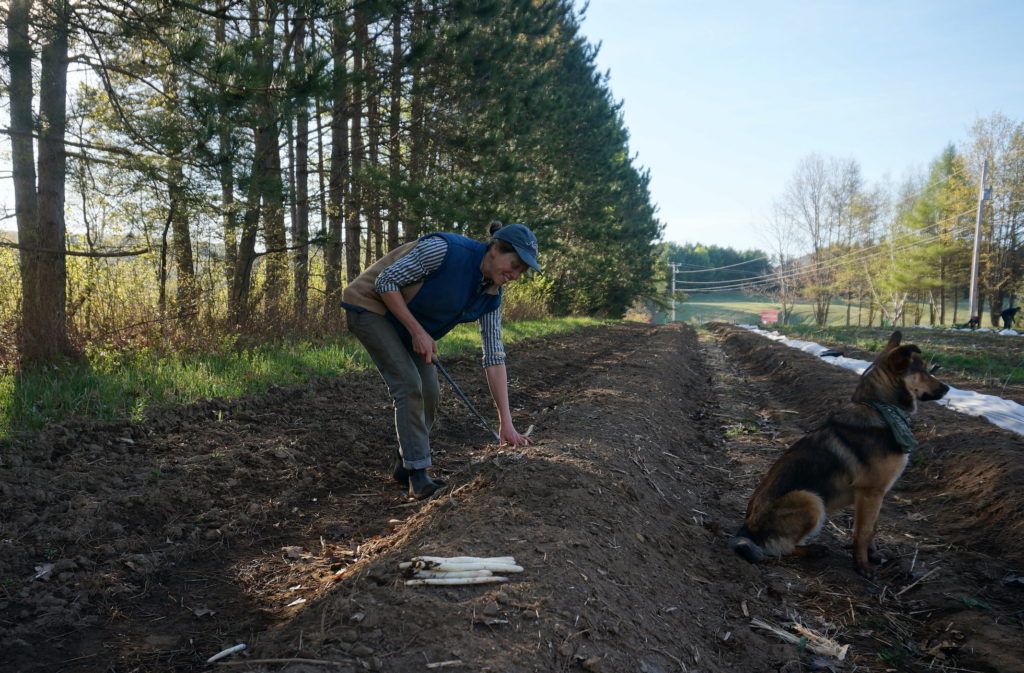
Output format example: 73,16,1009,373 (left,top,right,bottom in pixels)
866,539,890,566
855,561,878,580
